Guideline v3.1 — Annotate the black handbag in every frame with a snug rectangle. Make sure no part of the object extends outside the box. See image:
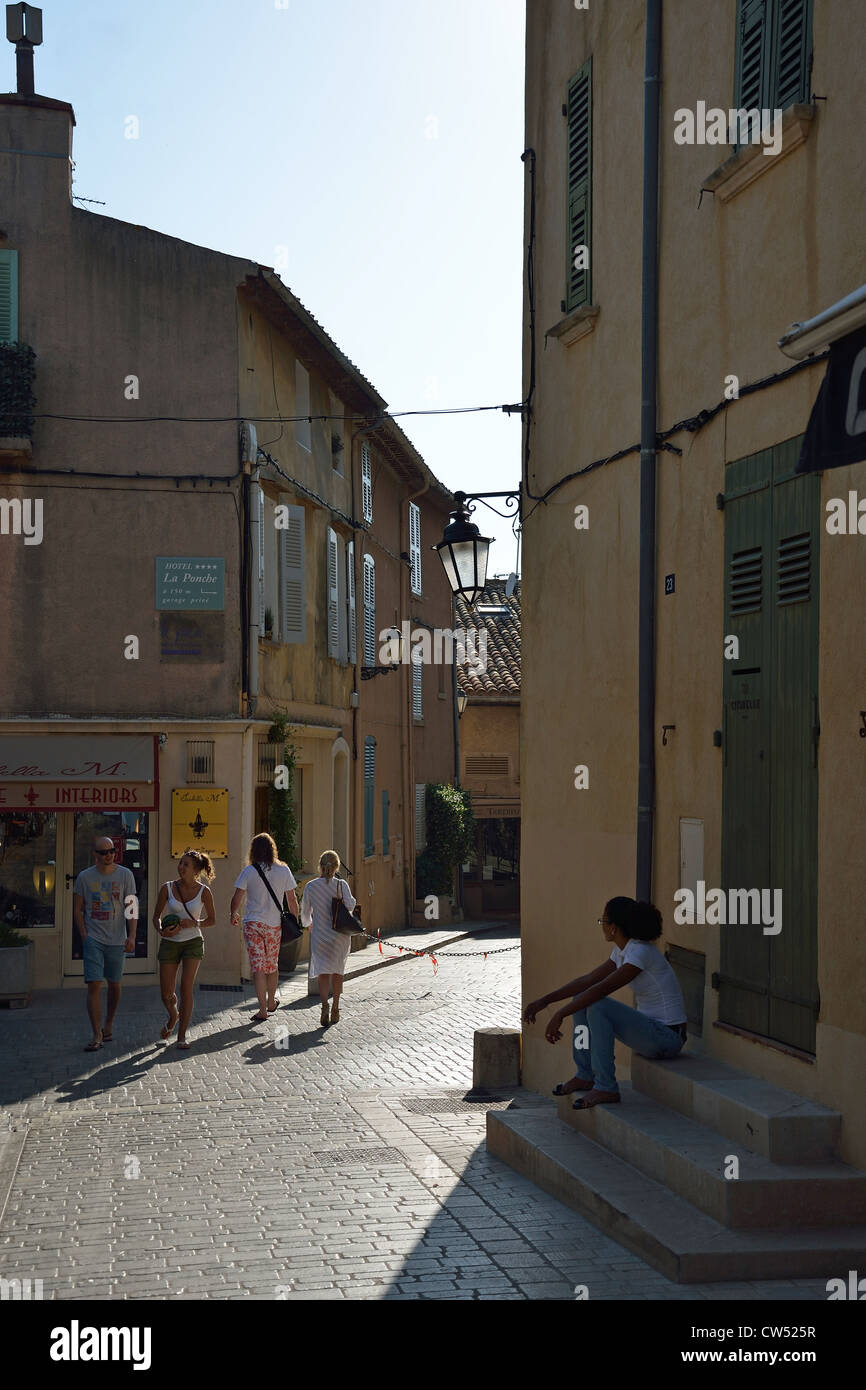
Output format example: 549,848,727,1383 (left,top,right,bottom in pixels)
331,878,362,937
252,862,301,943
